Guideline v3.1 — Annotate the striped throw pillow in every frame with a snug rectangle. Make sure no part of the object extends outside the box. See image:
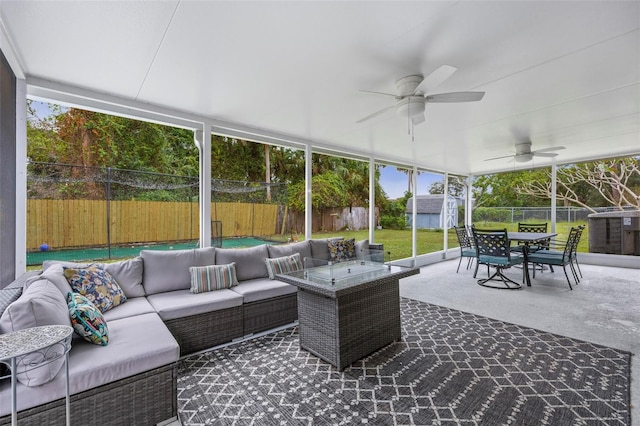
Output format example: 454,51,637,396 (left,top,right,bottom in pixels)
264,253,303,280
189,263,238,294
